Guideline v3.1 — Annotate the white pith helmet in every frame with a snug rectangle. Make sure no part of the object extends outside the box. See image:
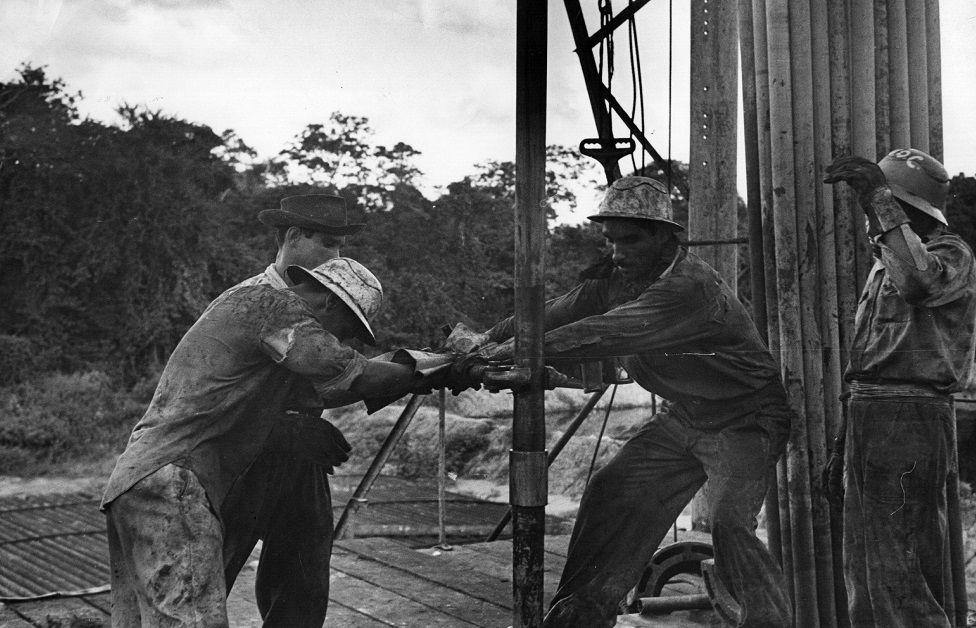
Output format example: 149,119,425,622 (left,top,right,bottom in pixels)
287,257,383,344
